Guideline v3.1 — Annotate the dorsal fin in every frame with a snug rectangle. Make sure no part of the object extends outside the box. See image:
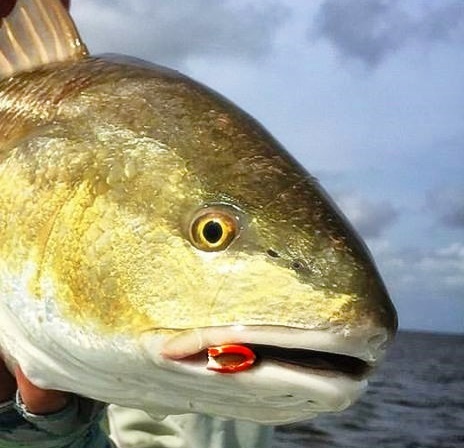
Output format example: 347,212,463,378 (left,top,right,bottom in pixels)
0,0,88,78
